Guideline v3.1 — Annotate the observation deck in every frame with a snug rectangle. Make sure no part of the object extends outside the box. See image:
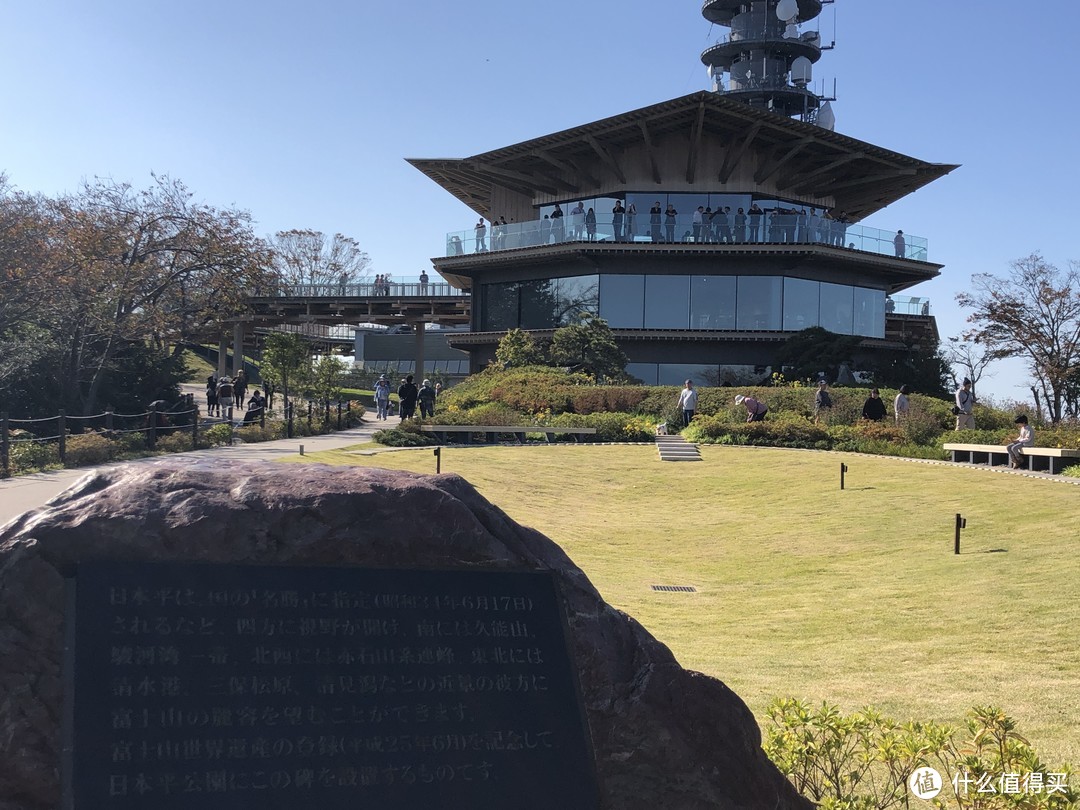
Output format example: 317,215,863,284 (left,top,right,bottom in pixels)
701,0,823,25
